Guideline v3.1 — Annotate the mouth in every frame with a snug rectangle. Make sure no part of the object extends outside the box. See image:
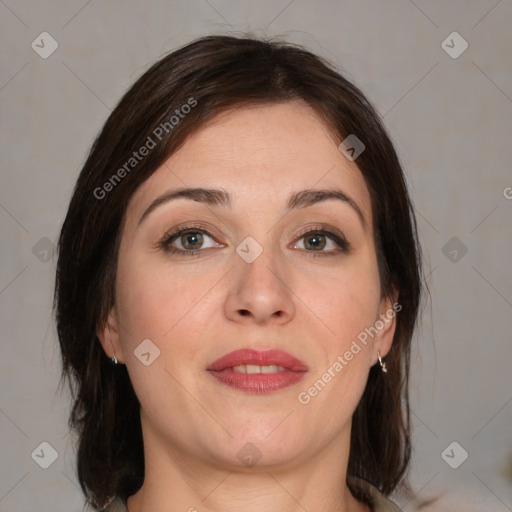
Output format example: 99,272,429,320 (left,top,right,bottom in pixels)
207,349,308,394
